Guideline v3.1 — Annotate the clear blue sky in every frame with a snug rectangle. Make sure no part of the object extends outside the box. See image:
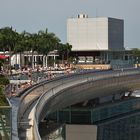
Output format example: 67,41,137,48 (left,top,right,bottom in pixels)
0,0,139,48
